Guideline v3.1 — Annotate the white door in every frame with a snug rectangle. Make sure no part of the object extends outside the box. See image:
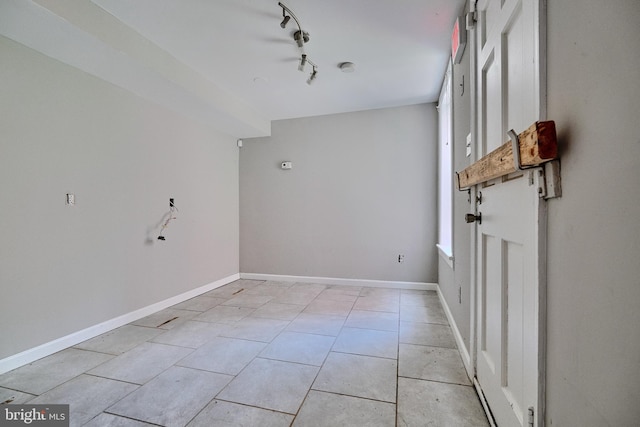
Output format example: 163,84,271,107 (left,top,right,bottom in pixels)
473,0,545,426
